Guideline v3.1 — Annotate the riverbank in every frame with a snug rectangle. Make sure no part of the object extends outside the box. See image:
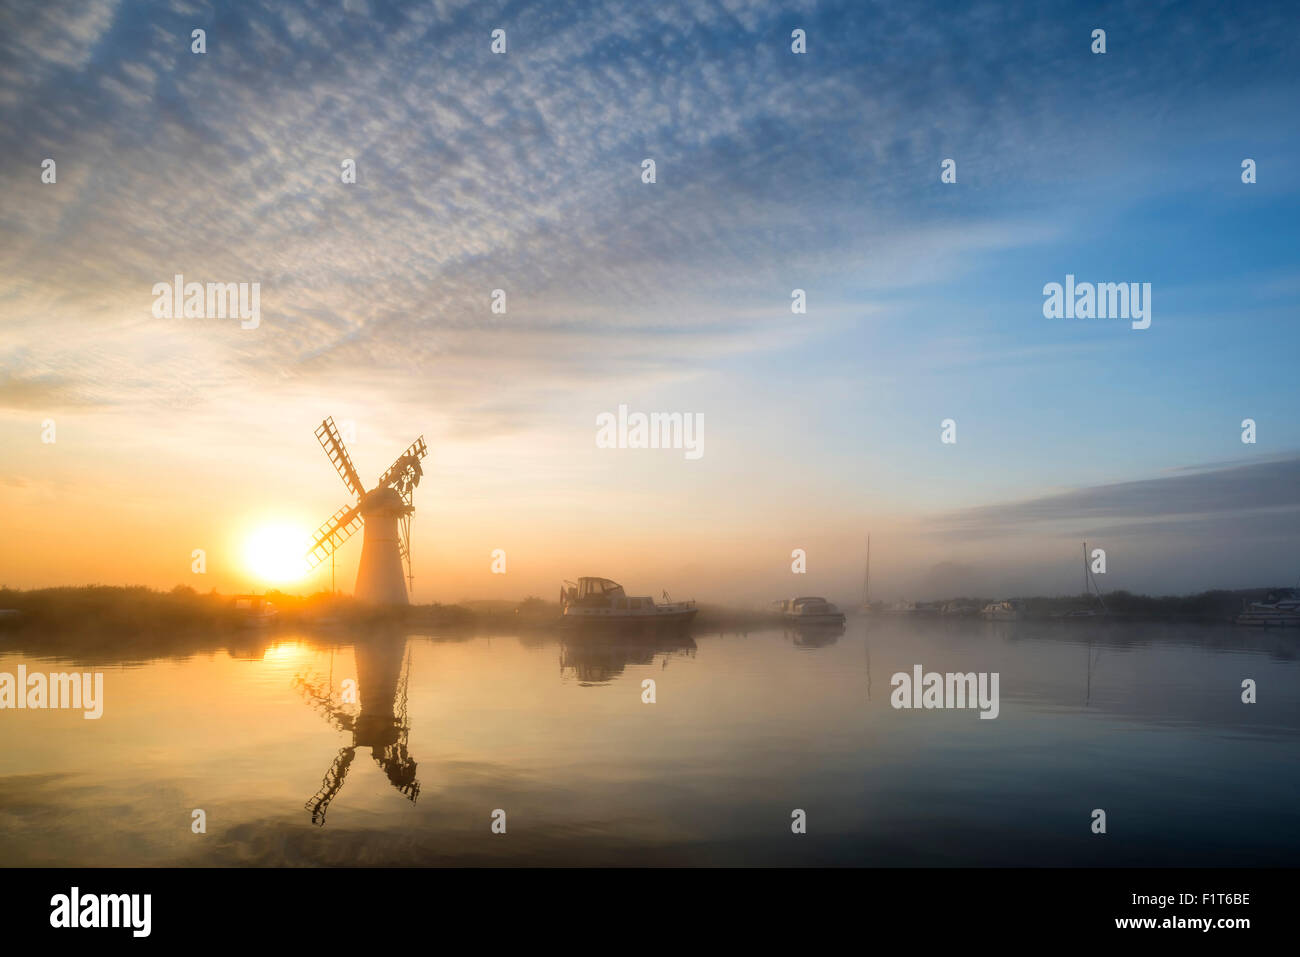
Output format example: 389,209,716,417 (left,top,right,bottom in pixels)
863,589,1281,622
0,583,1287,647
